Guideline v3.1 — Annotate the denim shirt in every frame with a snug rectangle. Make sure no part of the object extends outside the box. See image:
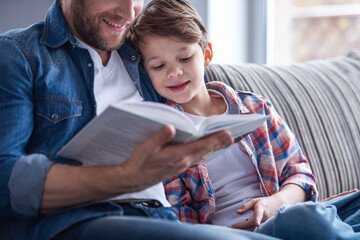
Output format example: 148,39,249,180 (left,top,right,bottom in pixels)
0,1,162,239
